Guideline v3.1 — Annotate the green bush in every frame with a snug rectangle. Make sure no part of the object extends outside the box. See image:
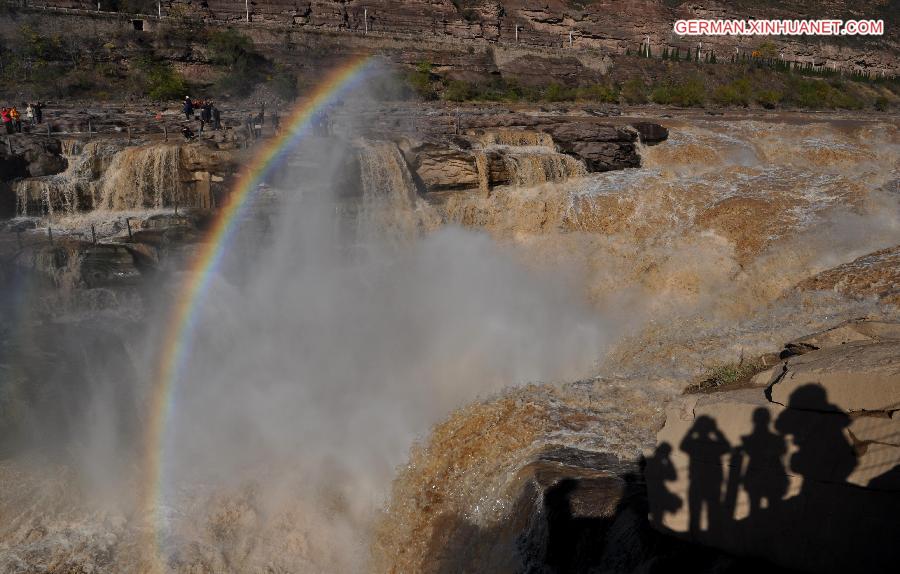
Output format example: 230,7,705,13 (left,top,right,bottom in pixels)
444,79,474,102
408,61,437,100
651,77,705,106
575,84,619,103
135,56,187,101
785,78,864,110
545,82,576,102
755,89,782,109
712,78,751,107
208,29,268,97
620,78,647,104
